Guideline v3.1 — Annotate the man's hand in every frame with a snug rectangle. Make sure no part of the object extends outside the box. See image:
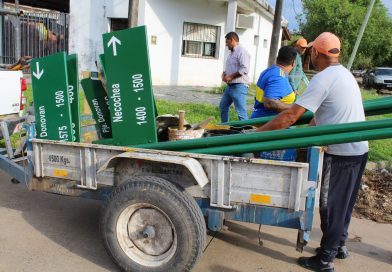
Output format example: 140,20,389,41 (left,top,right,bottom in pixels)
222,74,233,83
222,72,241,83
